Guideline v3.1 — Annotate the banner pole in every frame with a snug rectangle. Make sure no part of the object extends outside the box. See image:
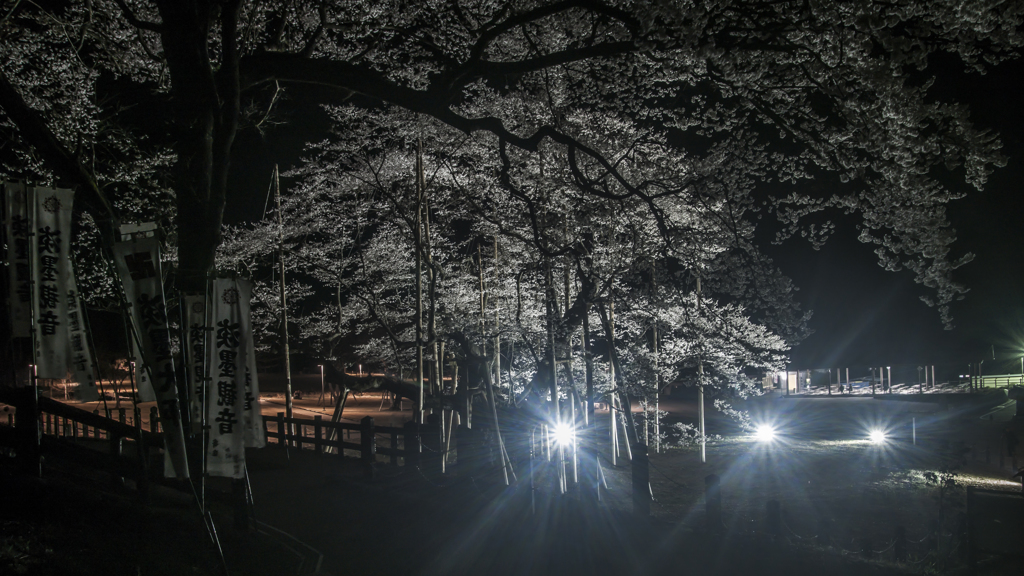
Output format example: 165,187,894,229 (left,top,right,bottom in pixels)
202,275,211,513
24,185,40,476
